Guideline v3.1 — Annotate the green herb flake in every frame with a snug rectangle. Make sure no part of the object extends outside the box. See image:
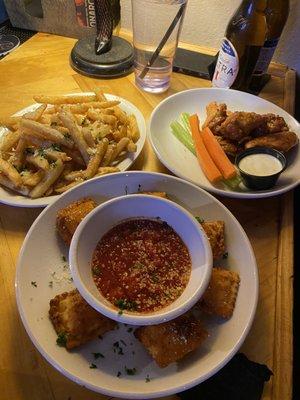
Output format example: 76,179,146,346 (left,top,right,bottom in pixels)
92,352,104,359
118,310,123,315
117,371,122,378
125,366,137,376
222,252,229,259
195,216,204,224
92,266,102,276
68,277,73,283
51,144,62,152
31,281,37,287
115,299,137,312
89,363,97,369
56,332,67,347
150,273,159,283
133,261,144,270
61,255,66,262
25,147,34,155
48,281,53,288
145,375,151,383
